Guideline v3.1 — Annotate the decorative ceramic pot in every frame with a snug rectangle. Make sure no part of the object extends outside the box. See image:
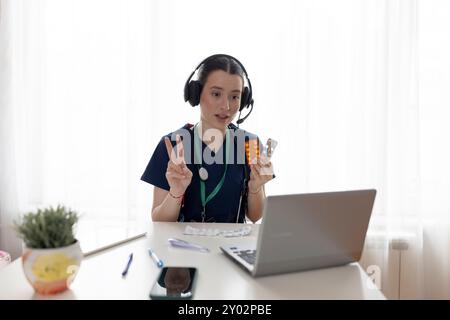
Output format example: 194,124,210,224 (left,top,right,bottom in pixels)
22,240,83,295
